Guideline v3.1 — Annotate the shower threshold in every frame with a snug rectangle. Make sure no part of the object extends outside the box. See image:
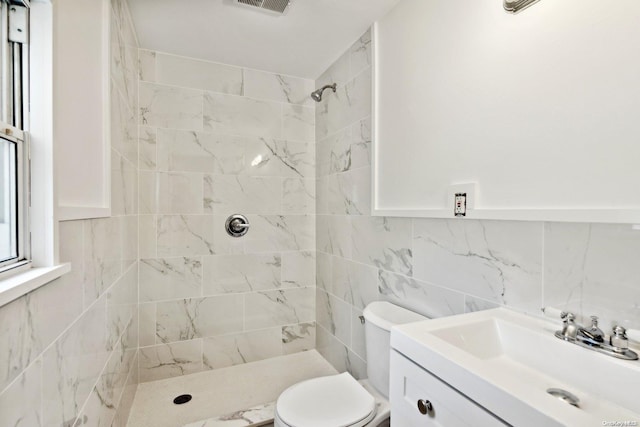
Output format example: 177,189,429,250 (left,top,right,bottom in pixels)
127,350,337,427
